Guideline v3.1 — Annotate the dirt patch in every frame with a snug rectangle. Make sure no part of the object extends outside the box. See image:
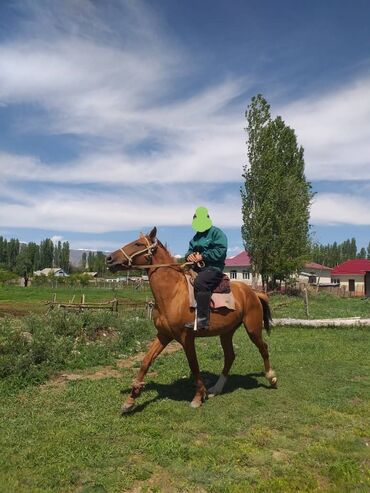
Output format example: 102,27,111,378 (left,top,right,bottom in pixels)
116,341,181,368
0,304,29,317
43,341,182,388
